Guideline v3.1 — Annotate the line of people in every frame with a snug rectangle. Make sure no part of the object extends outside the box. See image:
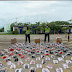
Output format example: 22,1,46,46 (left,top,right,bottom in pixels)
25,25,50,43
